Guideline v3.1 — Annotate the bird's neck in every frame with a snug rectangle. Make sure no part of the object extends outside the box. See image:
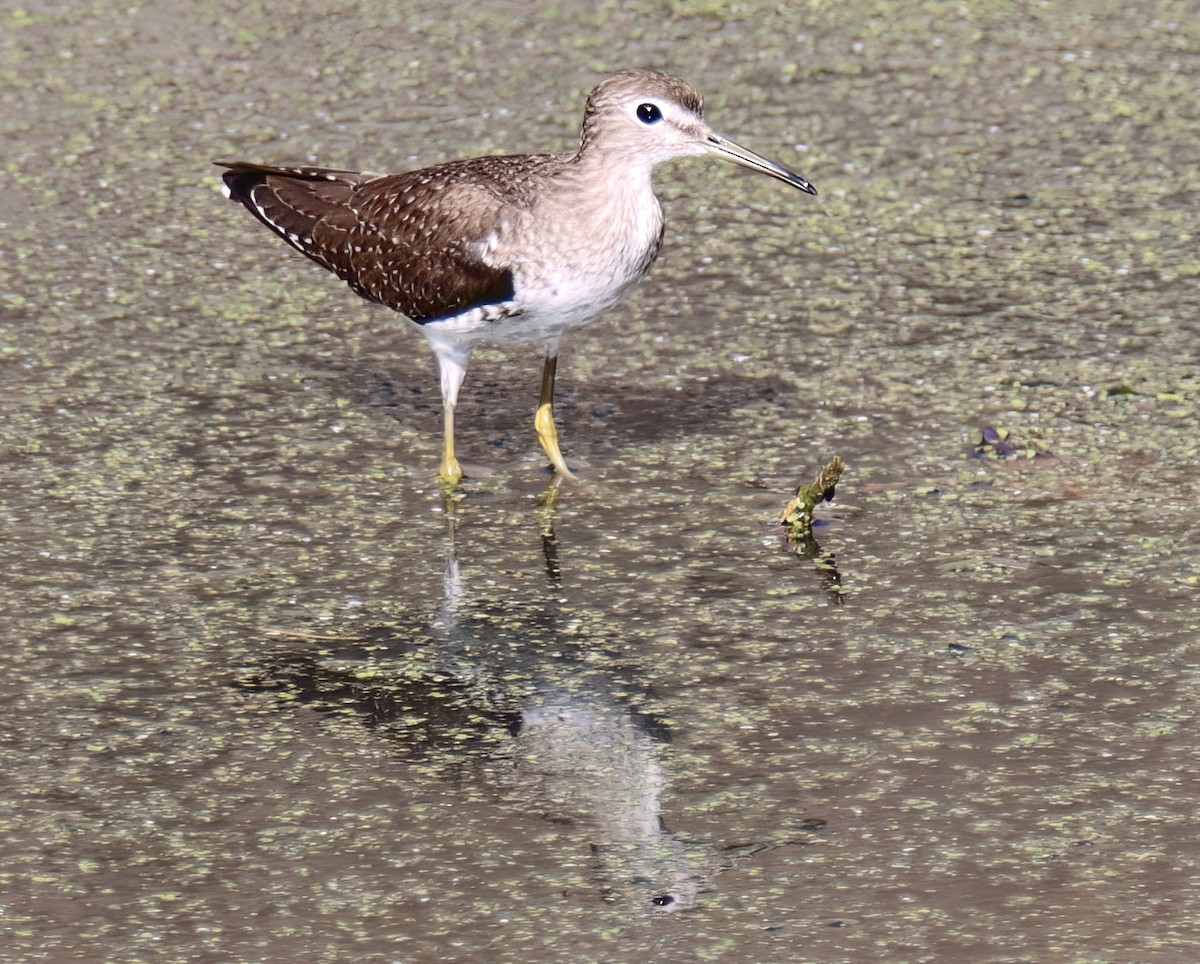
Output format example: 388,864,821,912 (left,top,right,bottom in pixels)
553,146,662,234
567,142,659,192
512,147,665,301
